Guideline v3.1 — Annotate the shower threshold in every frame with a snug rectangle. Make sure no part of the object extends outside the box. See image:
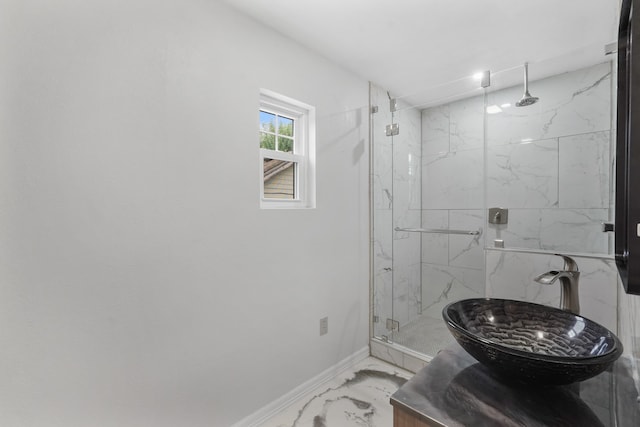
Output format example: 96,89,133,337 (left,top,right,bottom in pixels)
372,313,455,371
